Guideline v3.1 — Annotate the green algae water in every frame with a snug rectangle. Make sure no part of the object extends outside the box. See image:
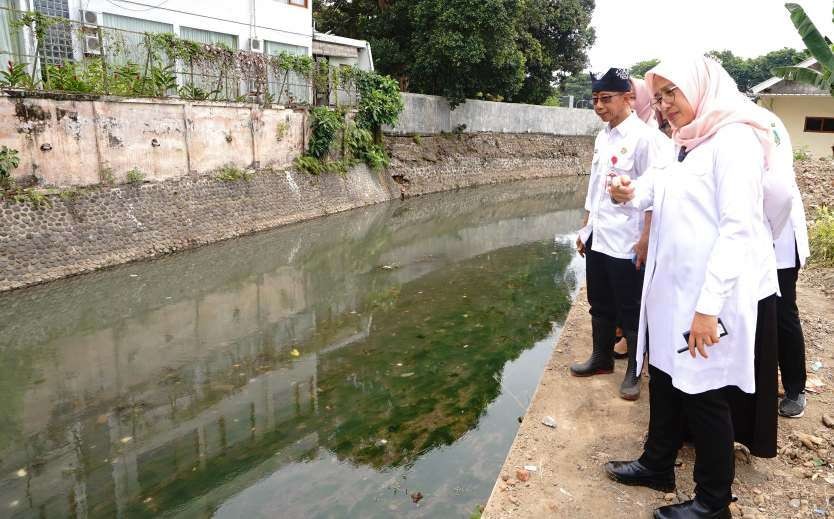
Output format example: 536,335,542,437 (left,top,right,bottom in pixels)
0,177,587,518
